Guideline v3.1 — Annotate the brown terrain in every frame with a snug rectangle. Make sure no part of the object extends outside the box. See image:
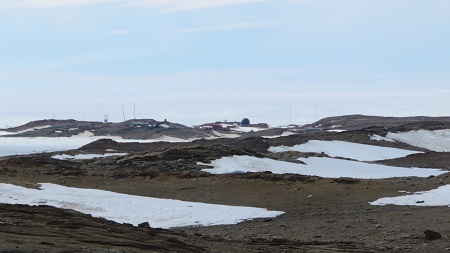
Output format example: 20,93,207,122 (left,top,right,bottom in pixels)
0,115,449,252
